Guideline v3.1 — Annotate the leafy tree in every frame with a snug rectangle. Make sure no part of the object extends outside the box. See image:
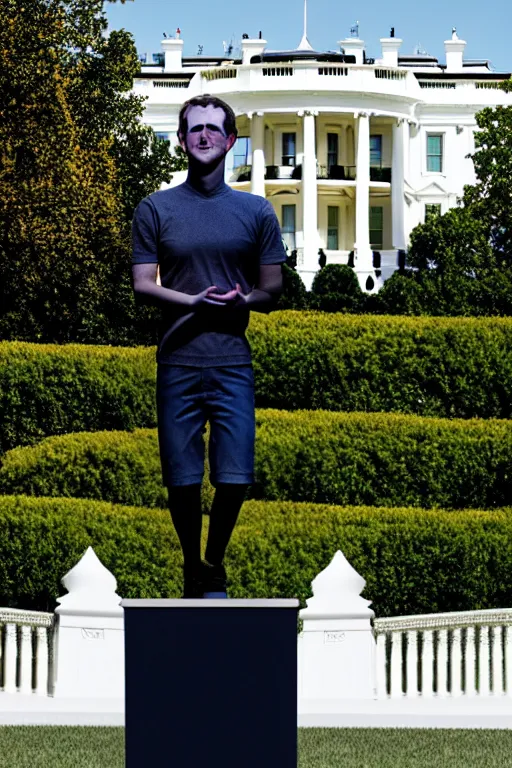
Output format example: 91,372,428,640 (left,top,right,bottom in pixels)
0,0,183,343
462,84,512,264
400,79,512,317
